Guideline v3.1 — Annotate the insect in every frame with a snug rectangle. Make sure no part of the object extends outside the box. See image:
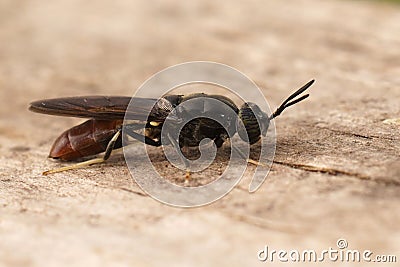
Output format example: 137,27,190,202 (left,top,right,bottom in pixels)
29,79,314,176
